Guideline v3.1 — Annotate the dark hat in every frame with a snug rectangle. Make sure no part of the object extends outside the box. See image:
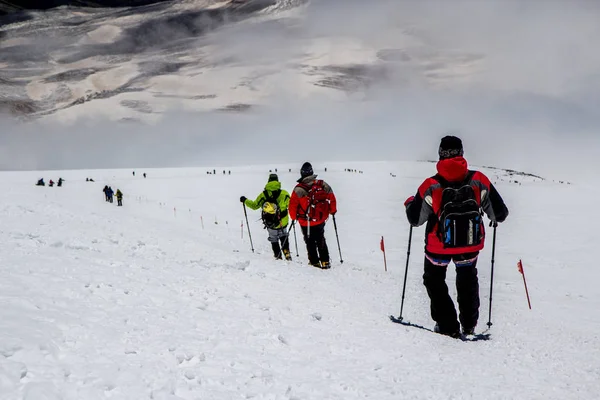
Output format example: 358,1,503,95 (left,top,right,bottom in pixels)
300,162,313,178
268,173,279,182
438,136,464,160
